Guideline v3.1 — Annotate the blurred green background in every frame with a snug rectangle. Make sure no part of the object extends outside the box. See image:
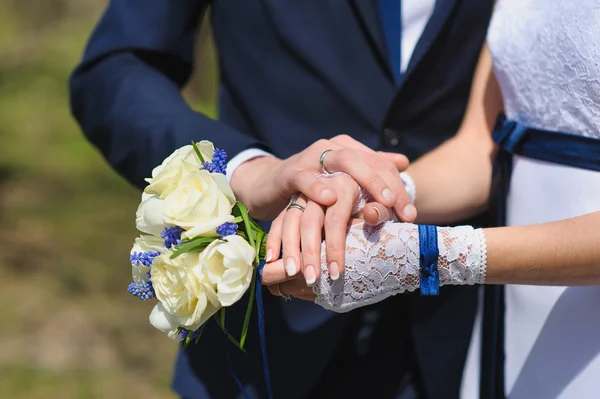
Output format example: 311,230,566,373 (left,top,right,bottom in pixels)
0,1,218,398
